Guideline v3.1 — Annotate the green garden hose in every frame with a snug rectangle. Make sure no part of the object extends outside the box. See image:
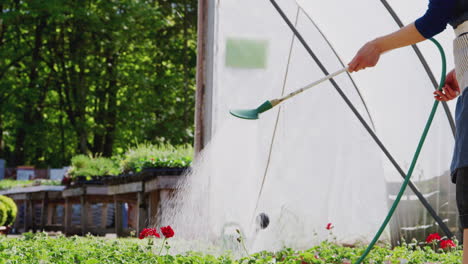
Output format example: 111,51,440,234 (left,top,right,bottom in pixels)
354,38,447,264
